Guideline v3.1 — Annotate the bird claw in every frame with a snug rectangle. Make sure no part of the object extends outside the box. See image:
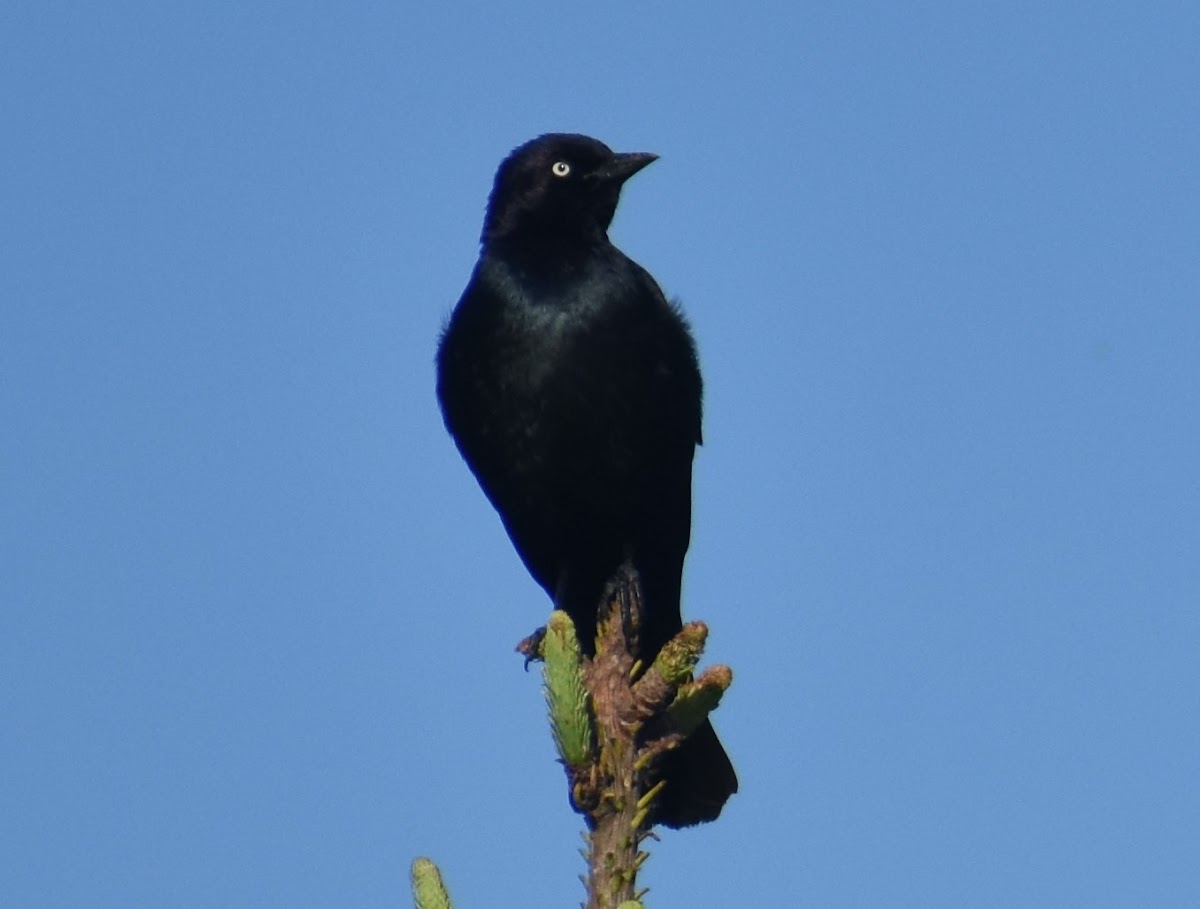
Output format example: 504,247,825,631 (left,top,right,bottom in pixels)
515,625,548,670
